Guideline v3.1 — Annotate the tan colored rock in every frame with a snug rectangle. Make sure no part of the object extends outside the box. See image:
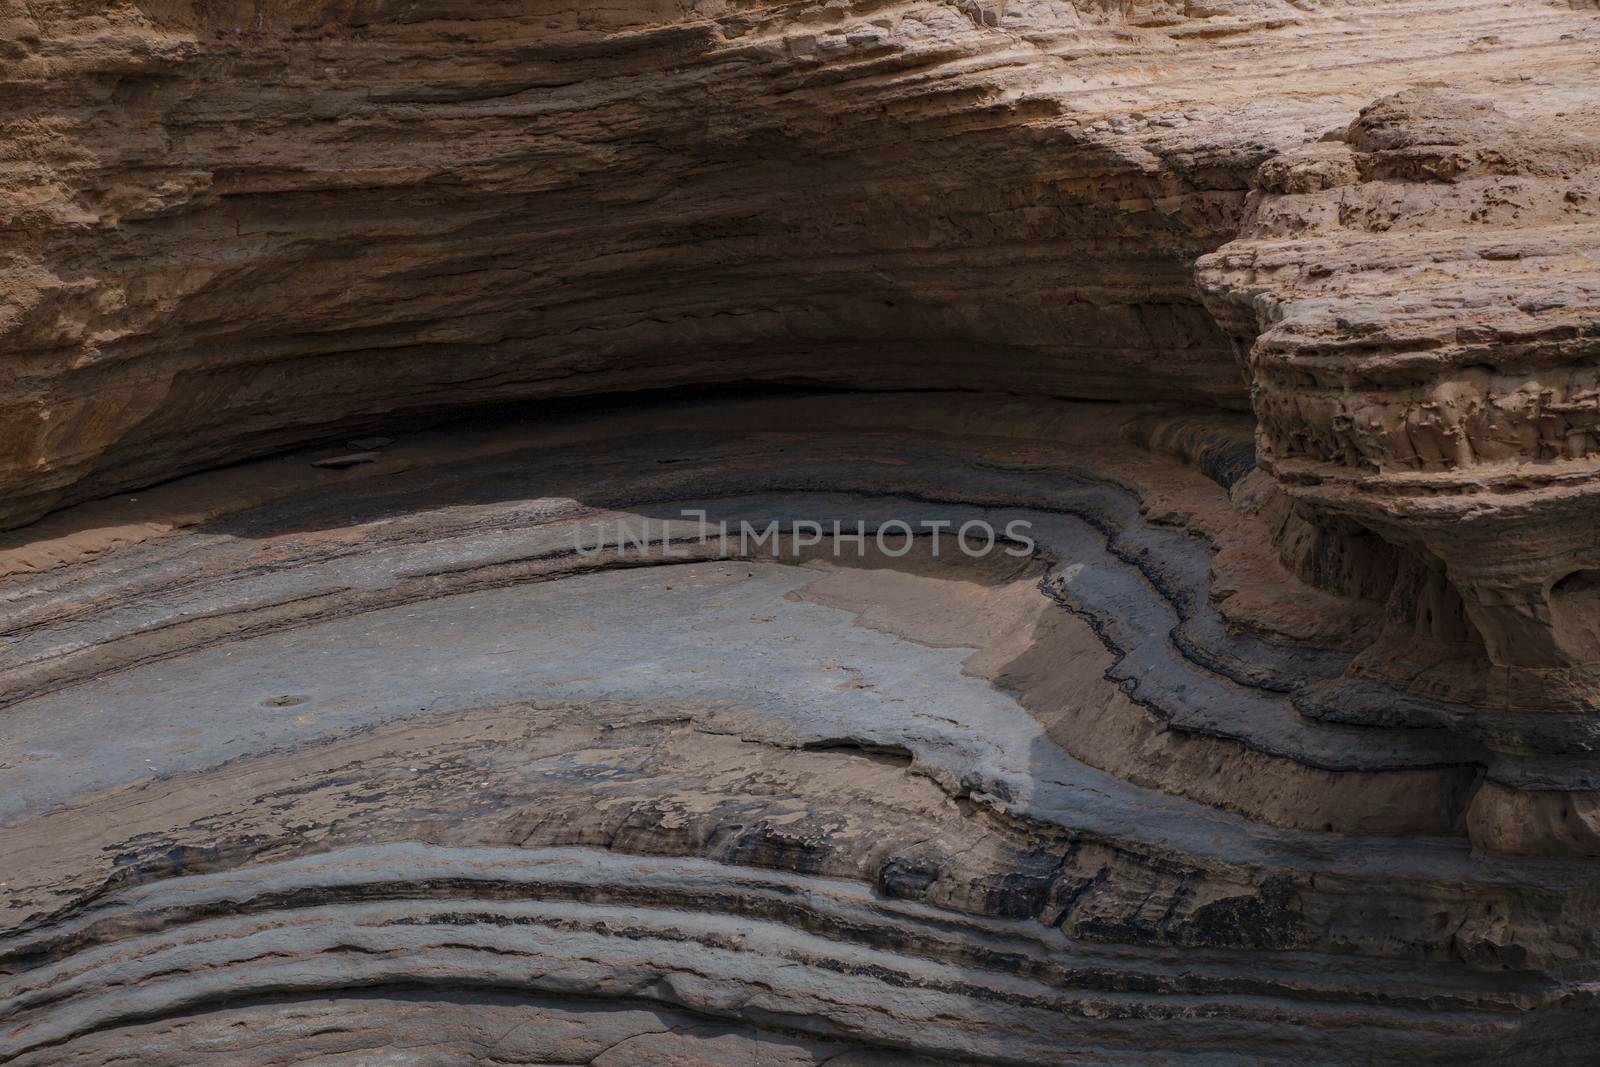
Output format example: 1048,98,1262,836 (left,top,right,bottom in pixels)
1200,88,1600,684
4,0,1595,533
9,1,1600,1059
